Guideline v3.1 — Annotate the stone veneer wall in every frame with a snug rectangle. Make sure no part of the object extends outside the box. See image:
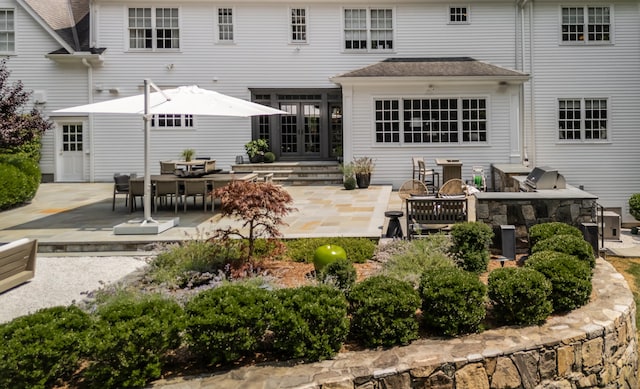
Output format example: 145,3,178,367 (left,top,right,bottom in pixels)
152,259,637,389
475,197,597,252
